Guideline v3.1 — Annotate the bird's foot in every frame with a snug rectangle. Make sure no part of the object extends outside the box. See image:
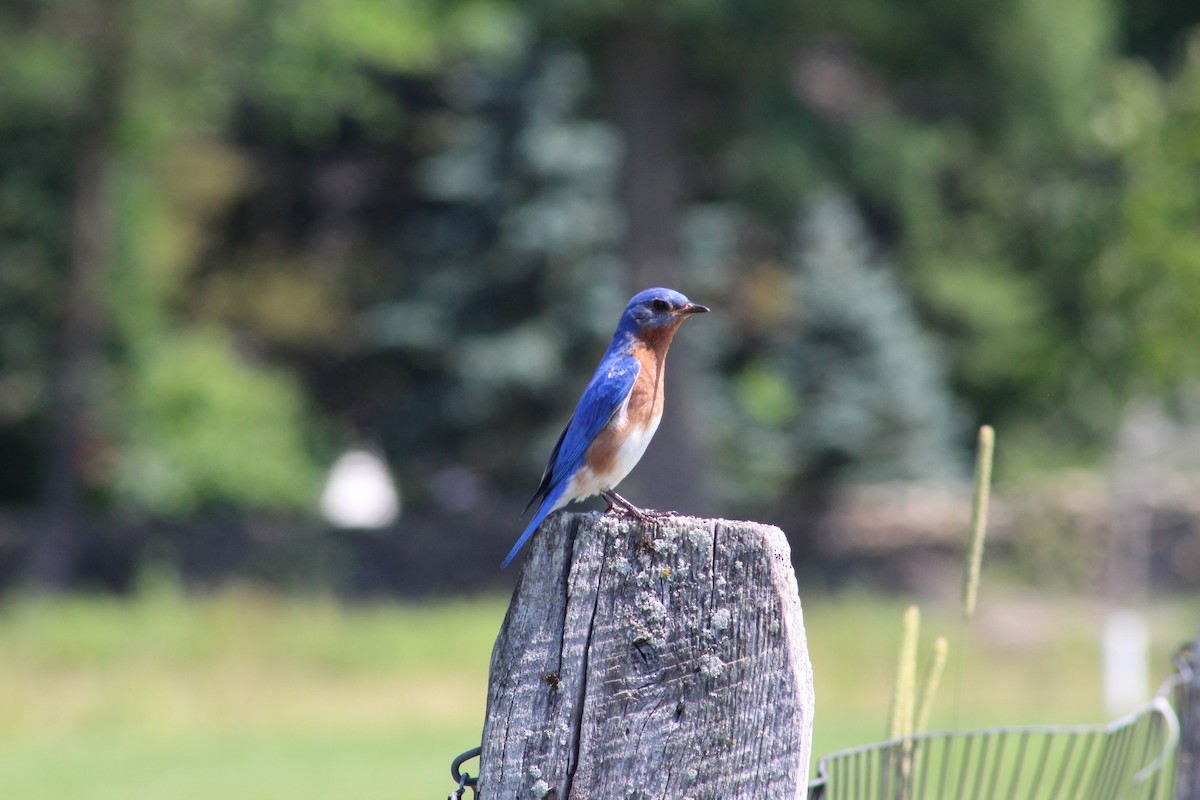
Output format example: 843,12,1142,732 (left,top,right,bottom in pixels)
601,489,650,521
605,503,653,523
601,491,678,524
